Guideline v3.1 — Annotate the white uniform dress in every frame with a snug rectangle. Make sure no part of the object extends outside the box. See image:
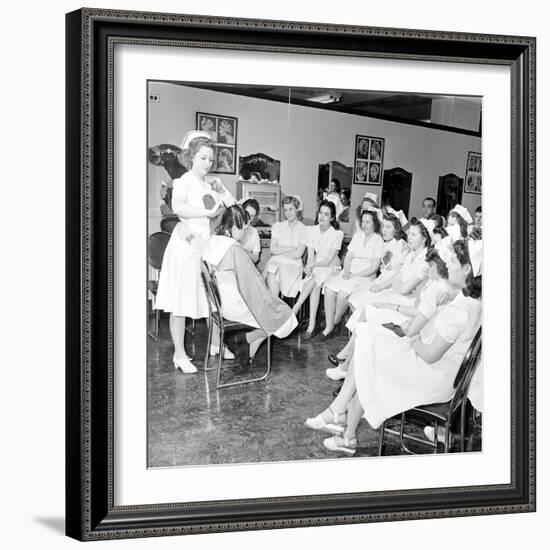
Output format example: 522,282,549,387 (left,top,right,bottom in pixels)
302,225,344,287
346,278,453,335
263,220,308,298
348,245,428,311
353,292,482,429
154,171,234,318
323,232,385,296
